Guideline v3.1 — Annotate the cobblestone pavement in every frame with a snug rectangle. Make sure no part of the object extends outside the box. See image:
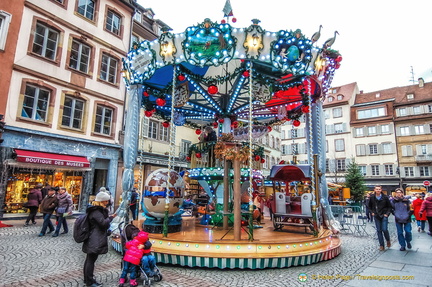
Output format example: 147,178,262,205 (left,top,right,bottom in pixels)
0,219,396,287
